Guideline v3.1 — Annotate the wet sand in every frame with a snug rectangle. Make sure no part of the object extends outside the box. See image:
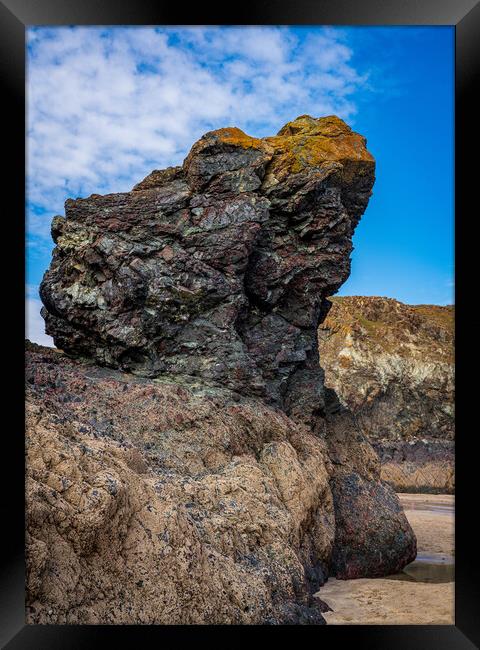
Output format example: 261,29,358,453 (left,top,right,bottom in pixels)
398,493,454,556
316,493,454,624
